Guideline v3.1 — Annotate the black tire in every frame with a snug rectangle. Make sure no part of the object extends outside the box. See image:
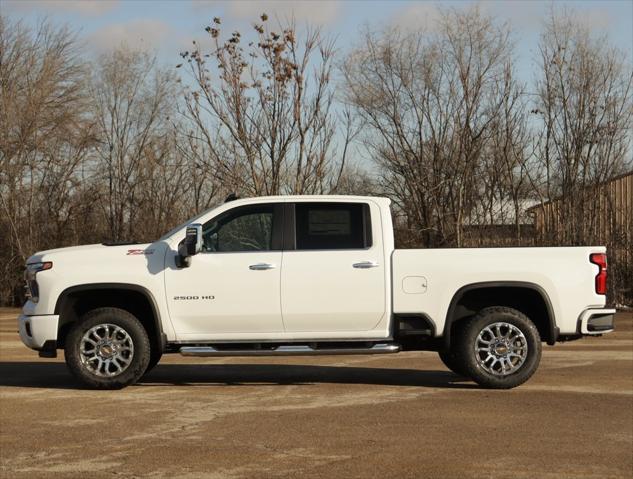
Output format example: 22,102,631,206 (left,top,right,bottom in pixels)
144,348,163,375
64,307,150,389
455,306,542,389
438,348,469,376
